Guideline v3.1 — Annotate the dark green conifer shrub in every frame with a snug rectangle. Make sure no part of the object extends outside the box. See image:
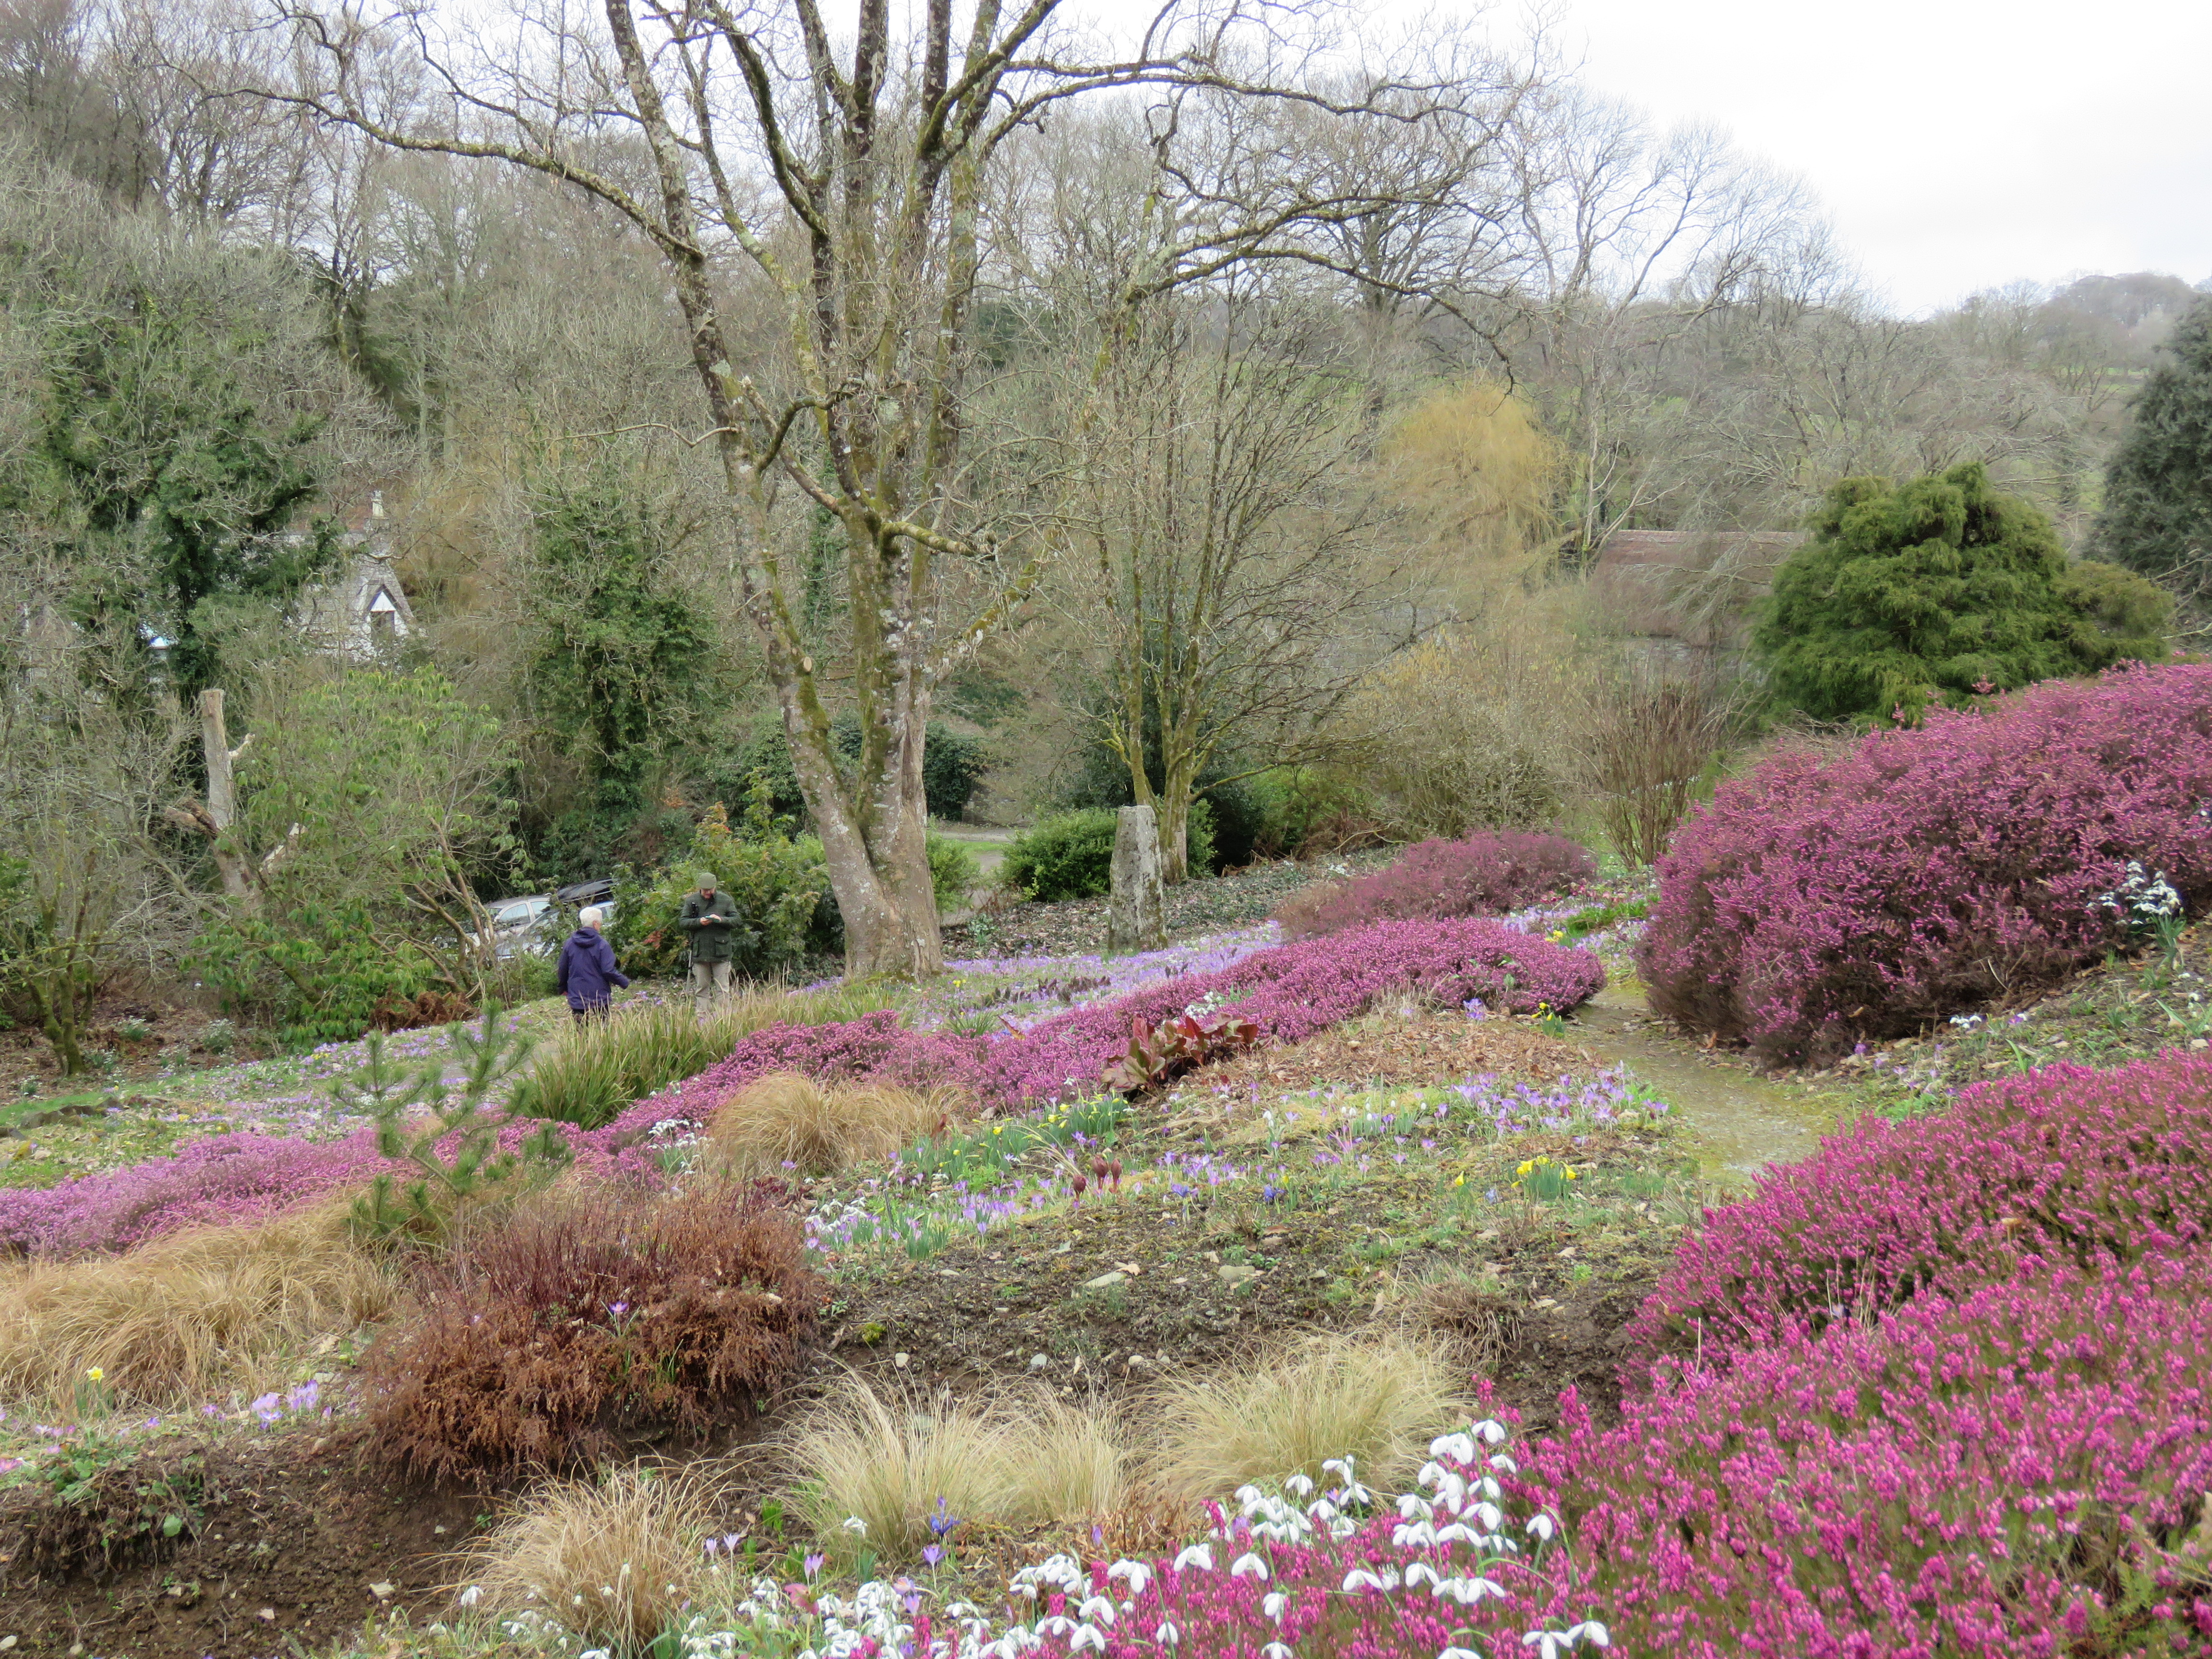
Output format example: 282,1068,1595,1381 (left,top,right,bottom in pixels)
1756,461,2170,723
2094,297,2212,592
